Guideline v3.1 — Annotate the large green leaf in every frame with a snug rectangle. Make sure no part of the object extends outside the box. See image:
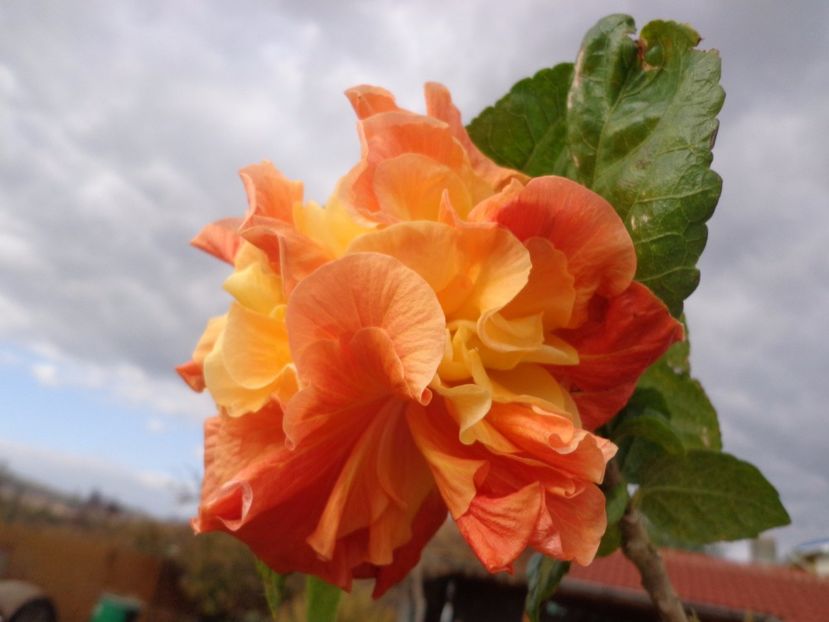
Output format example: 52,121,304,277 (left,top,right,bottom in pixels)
524,554,571,622
635,450,790,545
306,575,342,622
469,15,724,316
568,15,724,315
467,64,574,177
